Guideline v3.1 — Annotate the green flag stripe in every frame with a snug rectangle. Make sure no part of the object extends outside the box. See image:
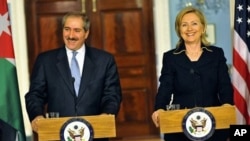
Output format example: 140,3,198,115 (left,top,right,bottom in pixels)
0,58,26,141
